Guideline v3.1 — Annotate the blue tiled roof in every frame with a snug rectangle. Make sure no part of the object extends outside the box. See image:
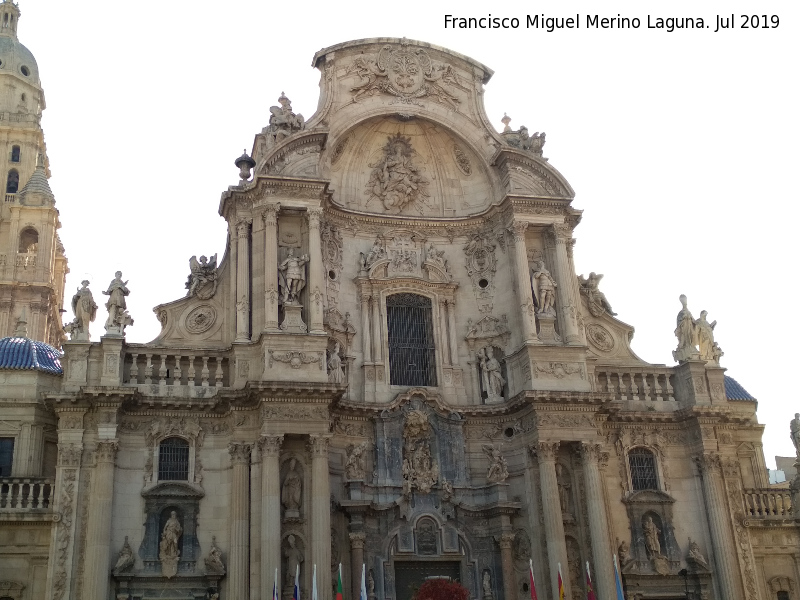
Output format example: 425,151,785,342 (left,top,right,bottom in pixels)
724,375,756,401
0,337,63,375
